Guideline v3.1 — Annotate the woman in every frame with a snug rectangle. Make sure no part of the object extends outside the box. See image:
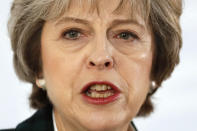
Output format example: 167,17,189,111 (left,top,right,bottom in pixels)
4,0,182,130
